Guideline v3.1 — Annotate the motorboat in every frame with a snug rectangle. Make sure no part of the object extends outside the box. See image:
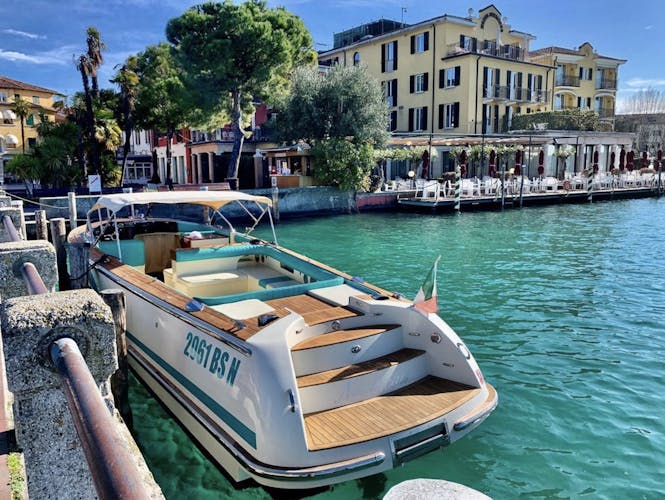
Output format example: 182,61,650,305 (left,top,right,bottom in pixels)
68,190,497,489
